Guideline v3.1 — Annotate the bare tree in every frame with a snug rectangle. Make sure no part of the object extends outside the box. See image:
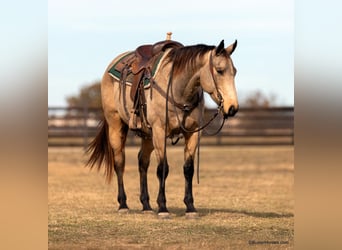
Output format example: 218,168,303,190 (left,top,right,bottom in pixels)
66,81,102,108
64,81,103,120
241,90,277,108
